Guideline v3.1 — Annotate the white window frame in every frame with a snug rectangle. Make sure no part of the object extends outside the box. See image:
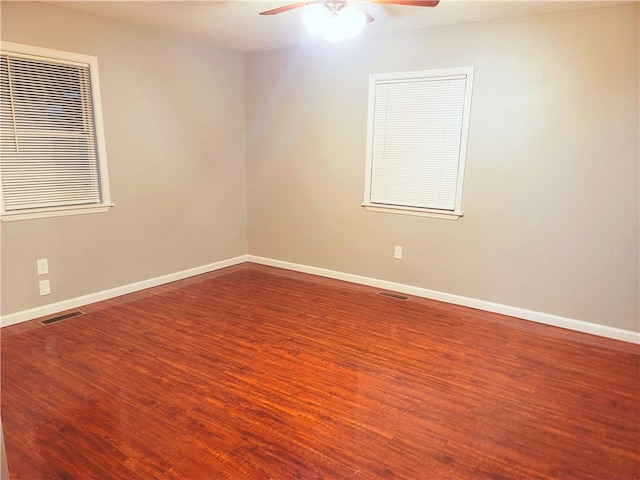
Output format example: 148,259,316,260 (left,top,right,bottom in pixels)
362,67,474,219
0,41,113,222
